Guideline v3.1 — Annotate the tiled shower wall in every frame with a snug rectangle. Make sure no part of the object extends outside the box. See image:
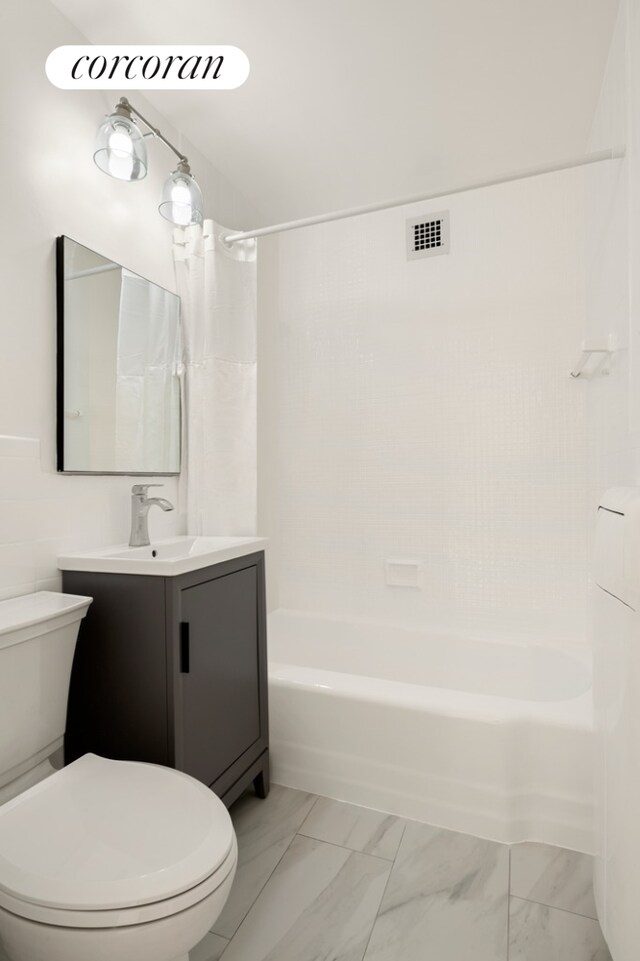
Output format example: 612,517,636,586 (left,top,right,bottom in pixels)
259,170,590,647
